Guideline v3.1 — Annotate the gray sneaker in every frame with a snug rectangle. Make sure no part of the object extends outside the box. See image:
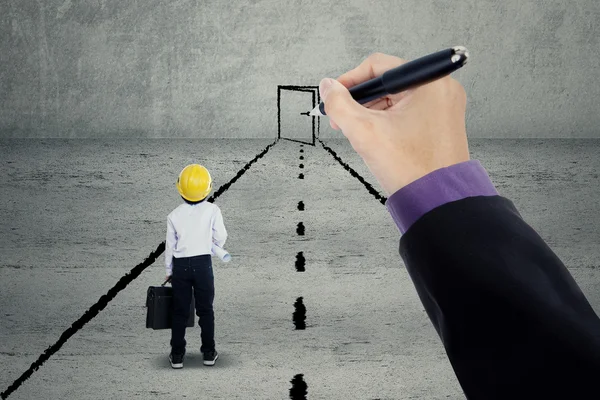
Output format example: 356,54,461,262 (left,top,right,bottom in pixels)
203,350,218,366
